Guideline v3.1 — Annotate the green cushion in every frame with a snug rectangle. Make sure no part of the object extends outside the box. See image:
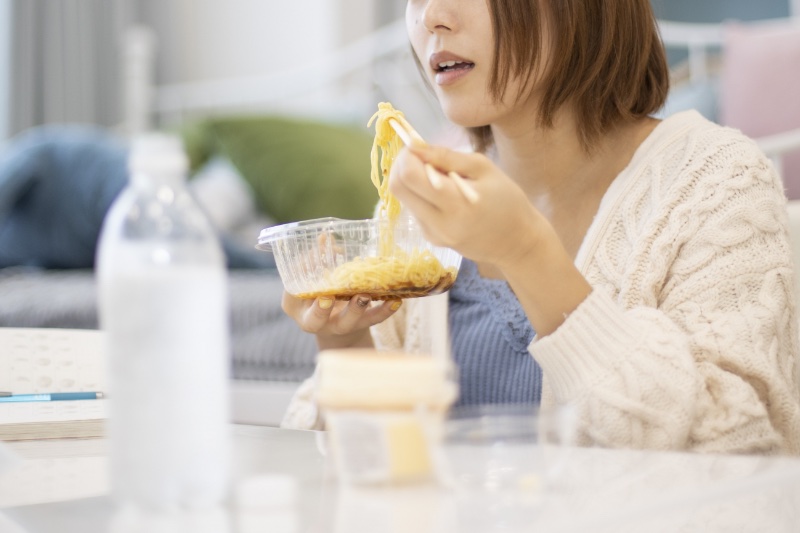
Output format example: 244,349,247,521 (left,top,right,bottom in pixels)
181,115,378,223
